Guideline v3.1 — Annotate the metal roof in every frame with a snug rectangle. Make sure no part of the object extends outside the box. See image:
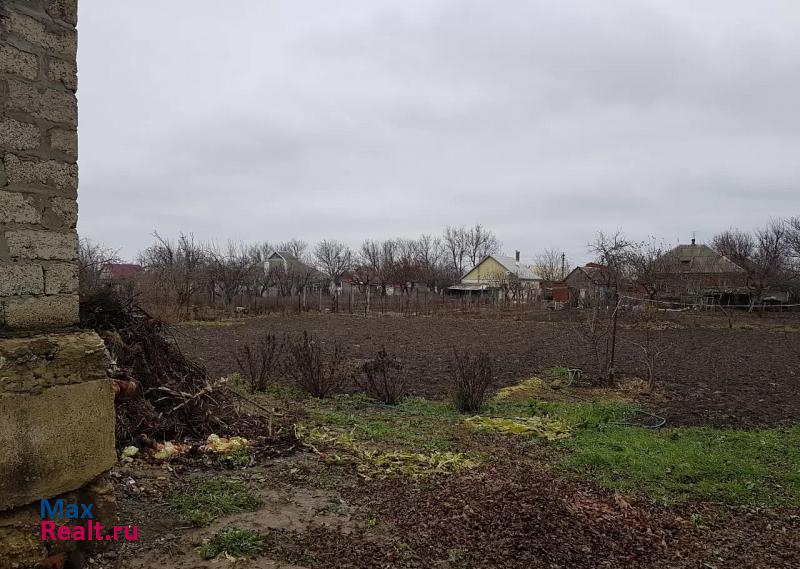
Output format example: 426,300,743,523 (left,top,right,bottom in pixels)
488,255,543,281
268,251,300,263
661,244,746,274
